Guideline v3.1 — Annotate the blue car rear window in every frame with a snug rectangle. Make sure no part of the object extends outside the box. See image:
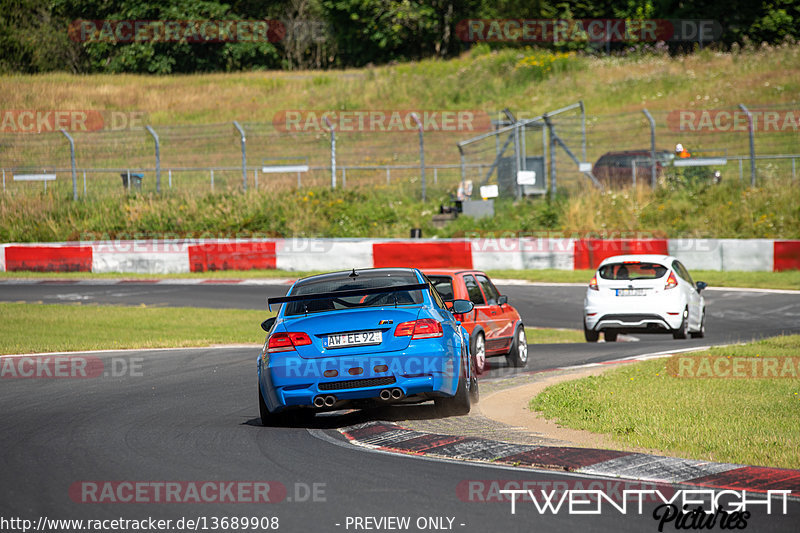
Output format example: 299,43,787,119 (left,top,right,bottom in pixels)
284,273,424,316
